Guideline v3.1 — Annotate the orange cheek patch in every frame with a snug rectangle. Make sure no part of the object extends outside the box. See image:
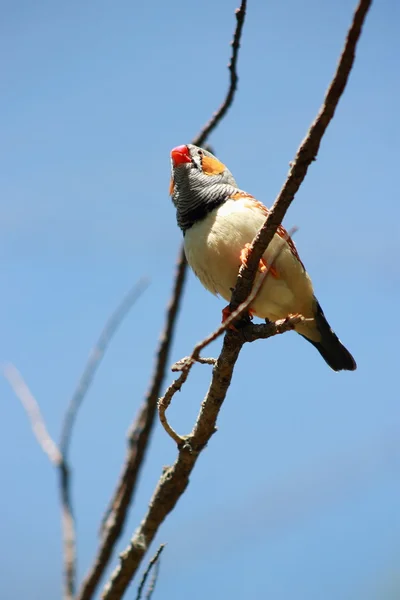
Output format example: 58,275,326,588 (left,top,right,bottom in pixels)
202,155,226,176
169,178,174,196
